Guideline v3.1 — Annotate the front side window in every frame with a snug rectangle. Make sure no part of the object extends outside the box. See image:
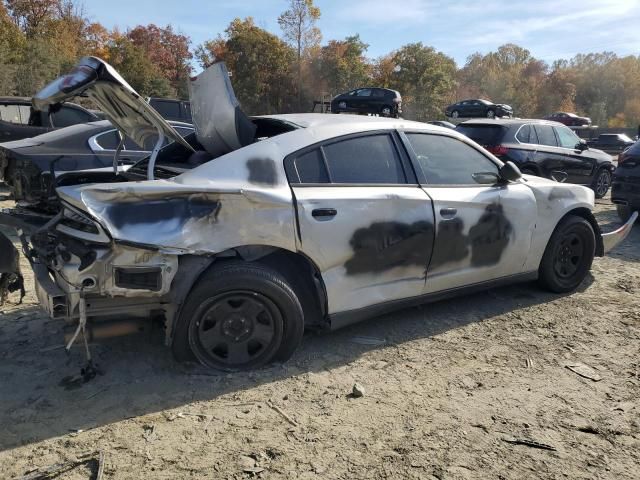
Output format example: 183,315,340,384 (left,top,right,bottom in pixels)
534,125,558,147
290,134,406,184
554,126,580,149
406,133,499,185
